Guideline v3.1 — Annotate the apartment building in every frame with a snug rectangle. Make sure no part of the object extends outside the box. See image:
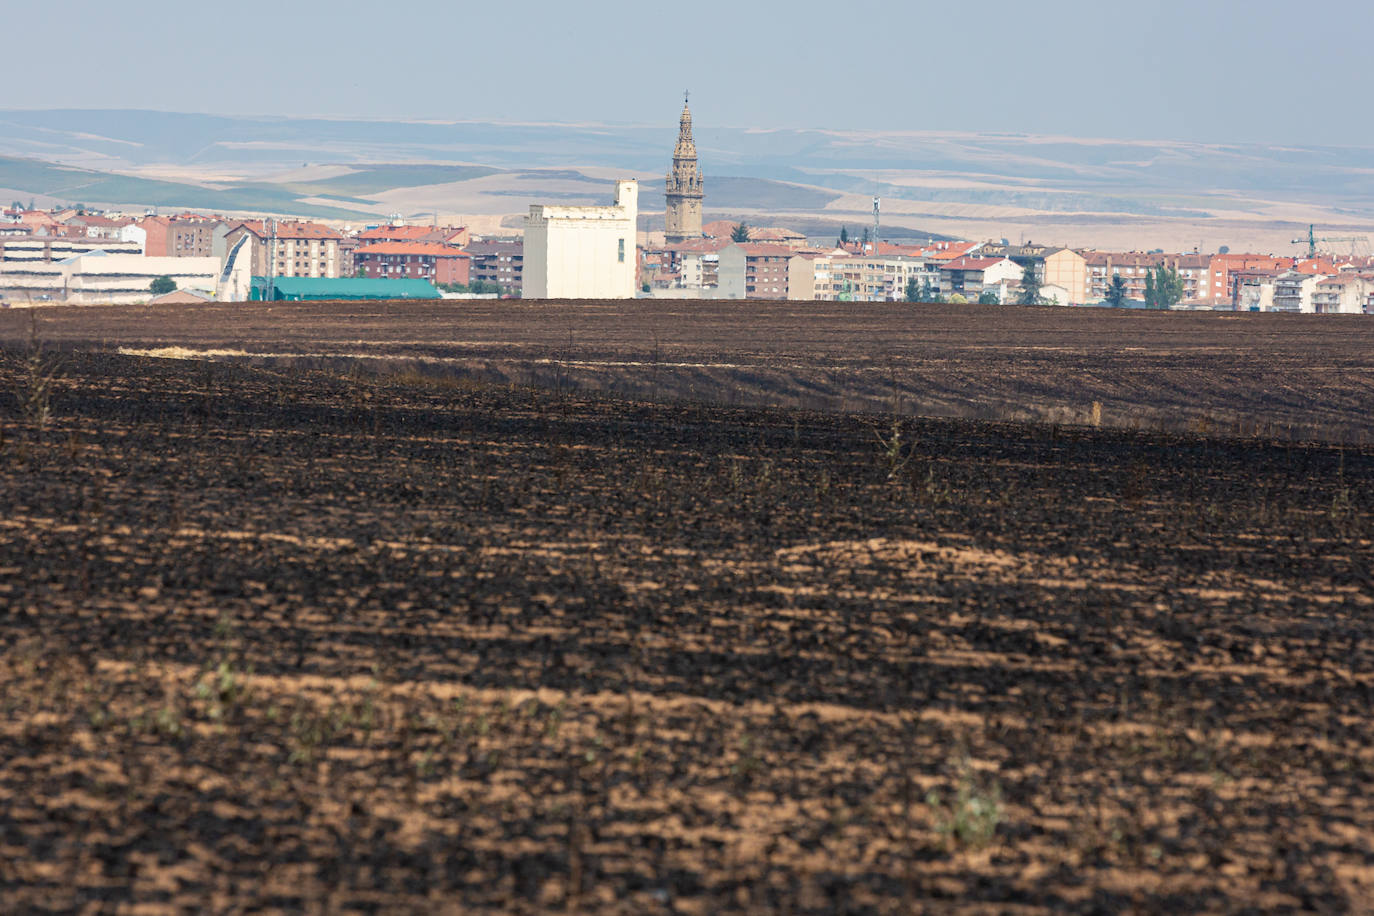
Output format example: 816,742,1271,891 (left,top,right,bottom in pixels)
465,240,524,294
718,243,799,299
1207,254,1294,305
979,243,1087,304
679,250,720,289
61,213,132,240
939,256,1023,300
1230,268,1283,311
653,239,729,290
796,253,939,301
353,242,471,286
785,252,834,300
140,215,226,258
1273,270,1327,312
1083,252,1211,302
222,220,346,279
1310,274,1373,314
